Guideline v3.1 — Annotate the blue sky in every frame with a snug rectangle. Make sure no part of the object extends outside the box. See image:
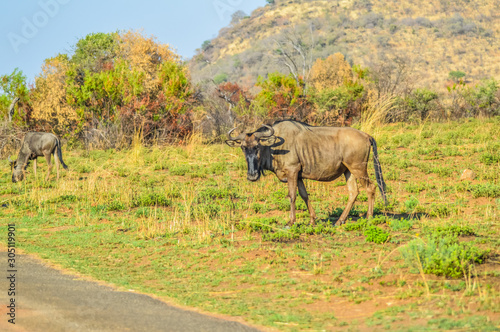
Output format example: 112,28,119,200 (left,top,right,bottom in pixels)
0,0,266,84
